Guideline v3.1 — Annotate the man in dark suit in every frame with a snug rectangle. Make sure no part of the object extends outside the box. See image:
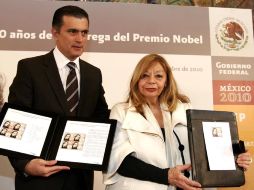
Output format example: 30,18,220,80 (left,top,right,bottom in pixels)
8,5,108,190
